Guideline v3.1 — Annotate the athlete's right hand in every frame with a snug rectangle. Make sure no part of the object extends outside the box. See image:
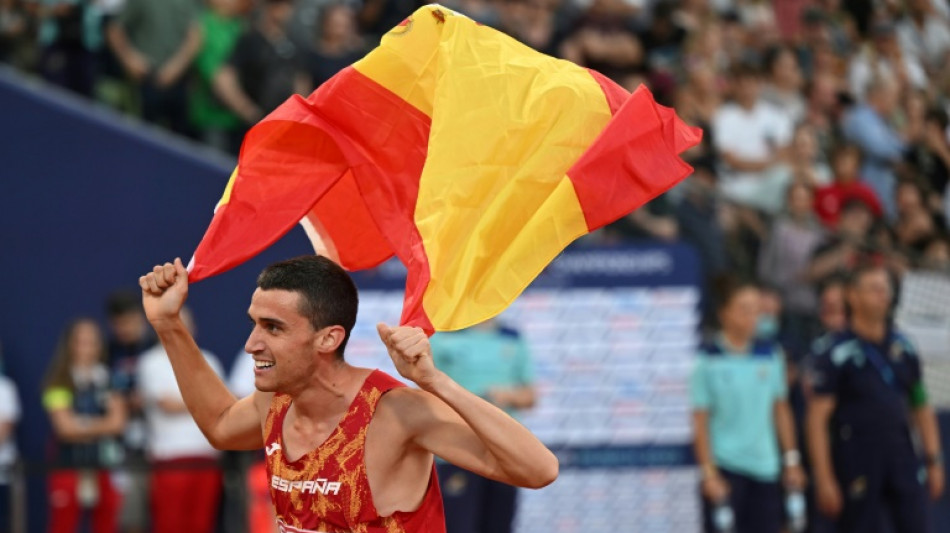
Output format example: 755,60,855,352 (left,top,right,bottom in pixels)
815,475,843,517
139,258,189,326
